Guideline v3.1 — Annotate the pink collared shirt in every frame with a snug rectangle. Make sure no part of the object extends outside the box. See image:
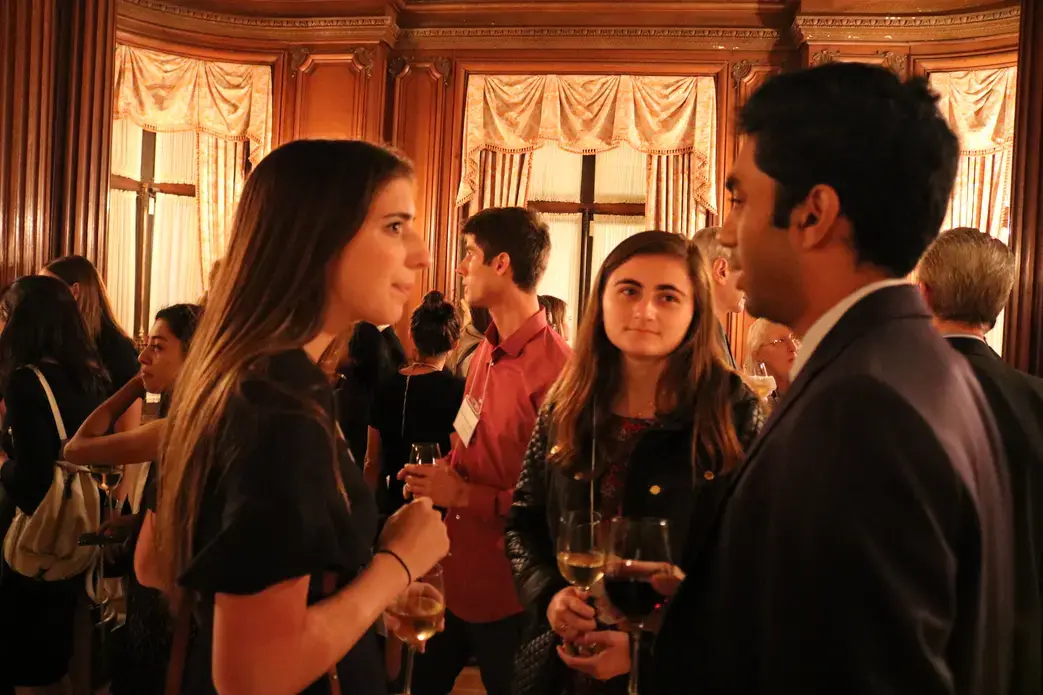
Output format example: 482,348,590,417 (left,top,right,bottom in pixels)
443,309,571,622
